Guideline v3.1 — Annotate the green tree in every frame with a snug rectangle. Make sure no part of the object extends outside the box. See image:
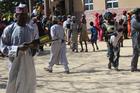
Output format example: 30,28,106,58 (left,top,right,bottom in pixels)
0,0,29,13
